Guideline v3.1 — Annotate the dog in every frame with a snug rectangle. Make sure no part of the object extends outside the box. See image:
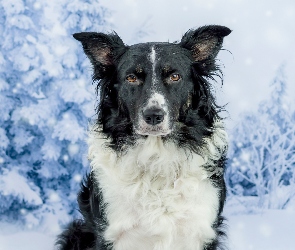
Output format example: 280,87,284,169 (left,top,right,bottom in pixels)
56,25,231,250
